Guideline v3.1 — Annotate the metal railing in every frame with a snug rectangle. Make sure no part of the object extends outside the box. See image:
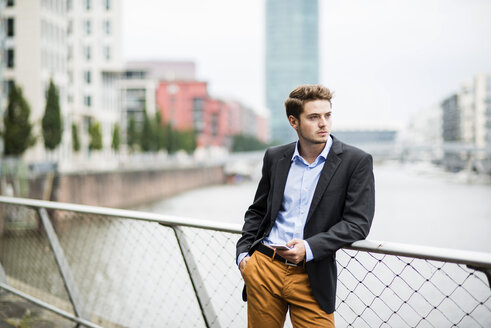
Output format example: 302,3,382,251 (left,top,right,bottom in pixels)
0,196,490,327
